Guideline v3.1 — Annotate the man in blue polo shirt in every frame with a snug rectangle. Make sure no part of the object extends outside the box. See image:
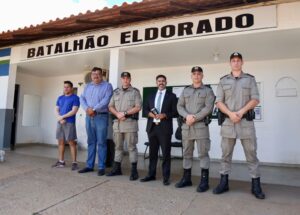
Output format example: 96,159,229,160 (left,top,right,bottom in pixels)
52,81,80,170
